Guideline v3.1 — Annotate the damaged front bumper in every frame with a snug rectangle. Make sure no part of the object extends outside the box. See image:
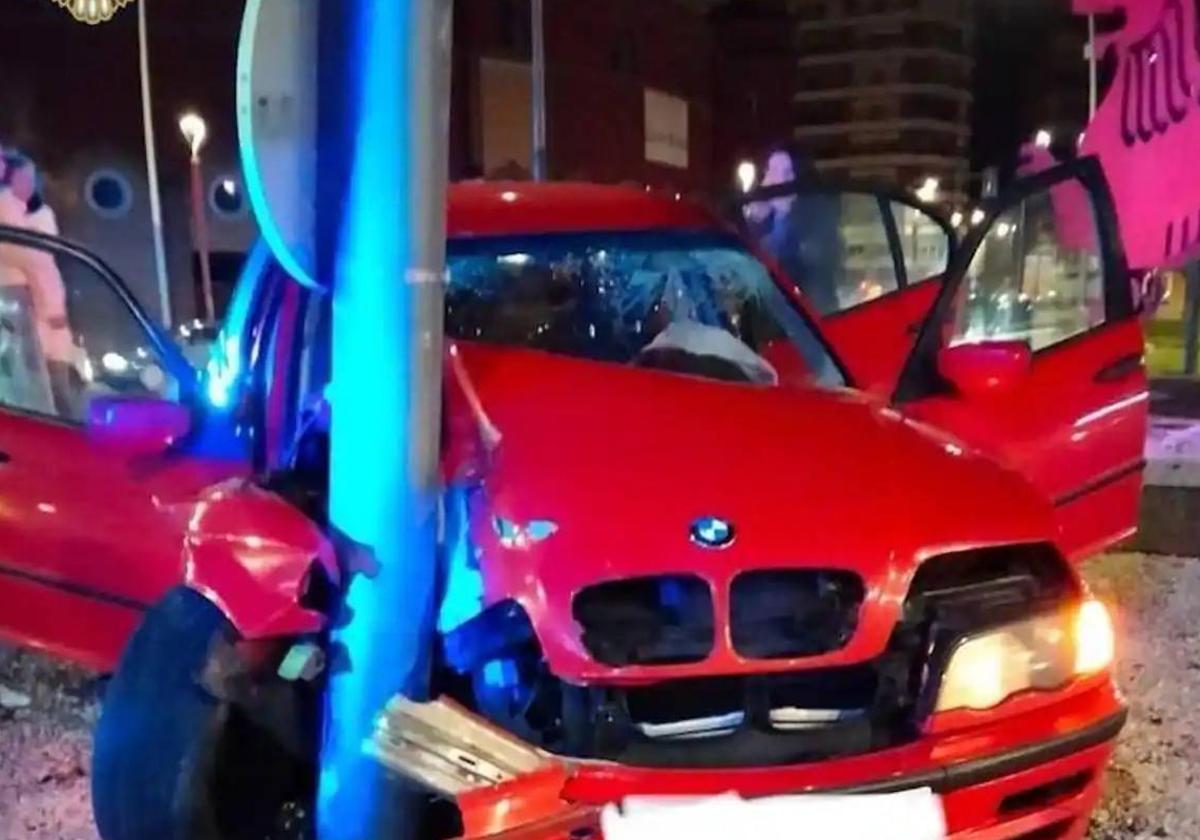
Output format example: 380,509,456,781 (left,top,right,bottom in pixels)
371,681,1125,840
